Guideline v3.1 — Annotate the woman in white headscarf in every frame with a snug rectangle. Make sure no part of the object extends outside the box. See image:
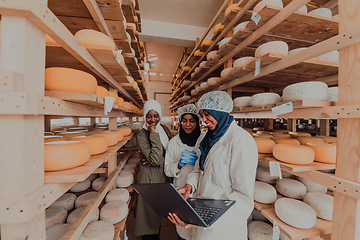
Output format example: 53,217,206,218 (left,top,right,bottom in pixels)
134,100,172,240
